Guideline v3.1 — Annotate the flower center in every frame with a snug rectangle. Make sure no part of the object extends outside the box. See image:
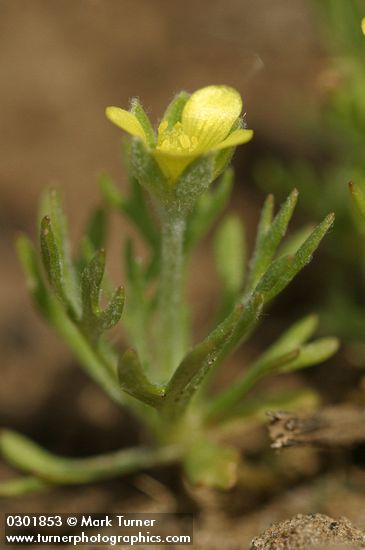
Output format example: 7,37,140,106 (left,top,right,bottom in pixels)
156,121,199,155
